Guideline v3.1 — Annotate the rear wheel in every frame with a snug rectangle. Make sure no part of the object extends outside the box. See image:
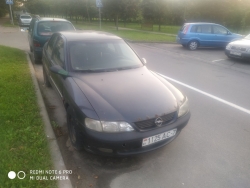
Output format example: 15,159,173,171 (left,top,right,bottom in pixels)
67,107,84,150
33,51,40,64
188,40,199,50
